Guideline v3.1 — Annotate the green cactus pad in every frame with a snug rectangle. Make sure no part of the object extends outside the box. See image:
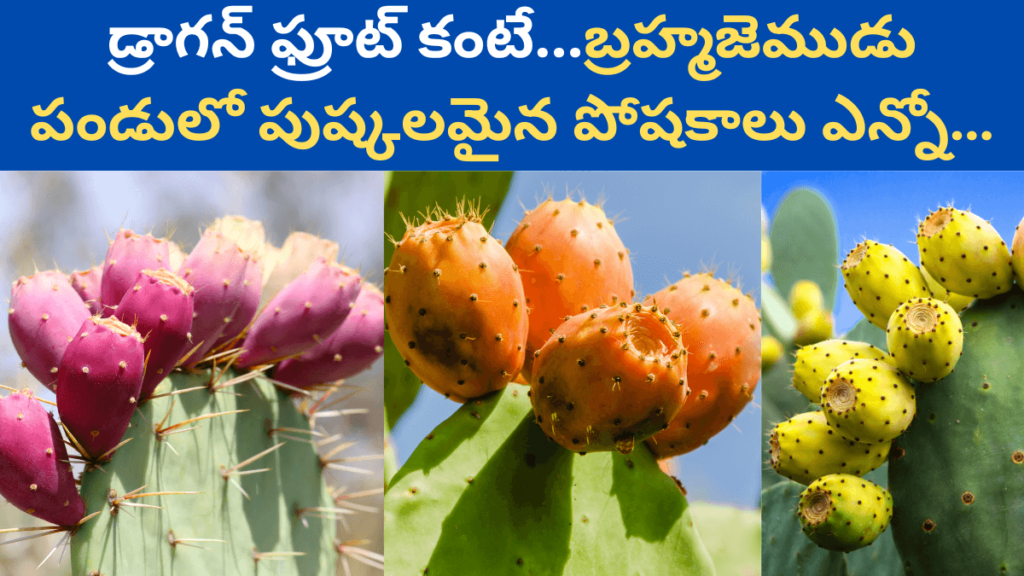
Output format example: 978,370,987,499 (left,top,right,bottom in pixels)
769,188,840,312
771,411,890,485
889,288,1024,575
383,383,714,575
793,340,891,403
72,371,338,575
691,503,759,576
798,474,893,553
